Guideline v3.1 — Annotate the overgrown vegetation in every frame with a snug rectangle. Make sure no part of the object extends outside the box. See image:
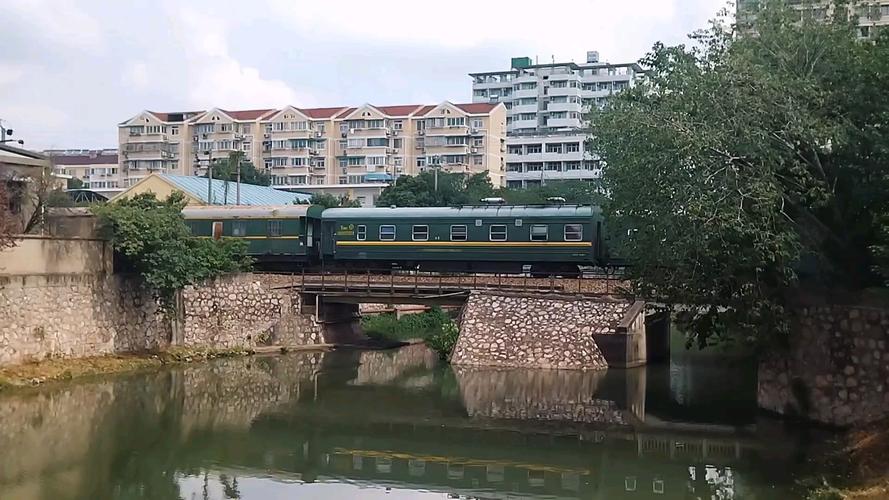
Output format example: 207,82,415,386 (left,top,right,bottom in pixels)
0,183,17,250
589,1,889,346
93,192,252,310
203,151,270,186
375,170,603,207
309,192,362,208
361,307,460,359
